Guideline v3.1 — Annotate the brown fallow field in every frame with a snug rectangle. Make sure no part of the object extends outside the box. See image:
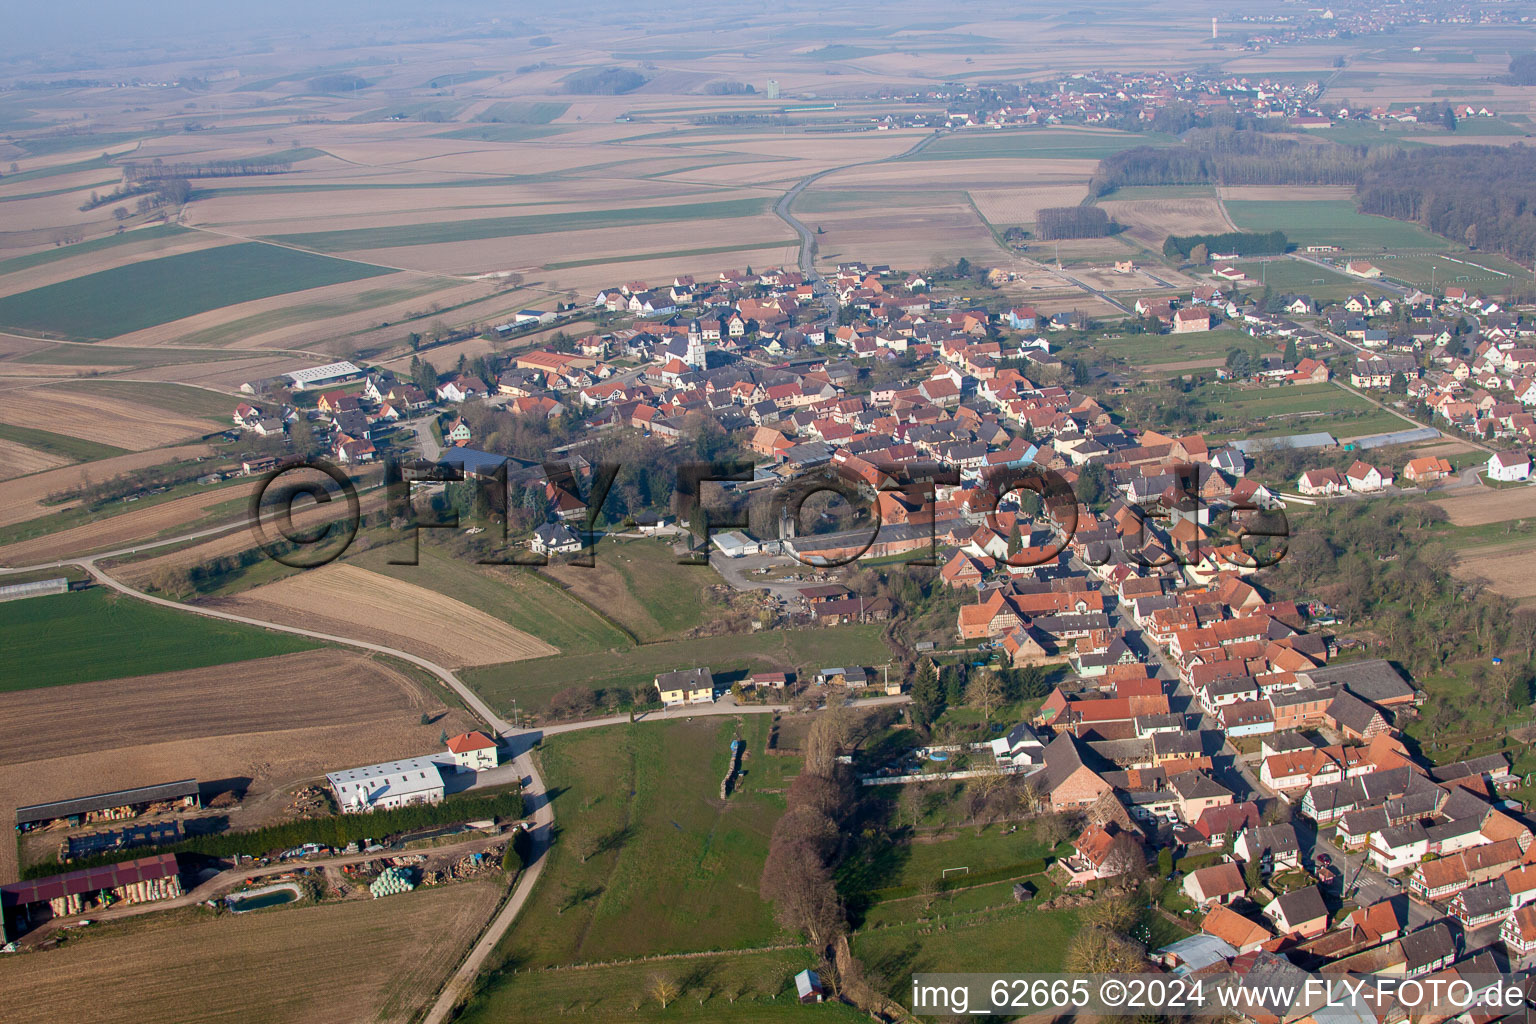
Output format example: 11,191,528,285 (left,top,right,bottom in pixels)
1094,197,1236,249
1435,486,1536,527
0,443,217,530
215,563,556,667
0,439,68,481
0,384,221,450
1455,538,1536,604
0,880,503,1024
